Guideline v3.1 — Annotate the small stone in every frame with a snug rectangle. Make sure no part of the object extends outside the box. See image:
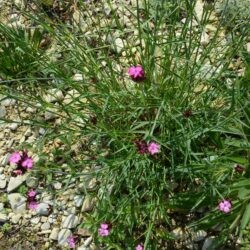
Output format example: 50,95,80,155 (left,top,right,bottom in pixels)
247,43,250,53
72,74,83,81
194,0,204,21
44,89,64,103
31,217,40,224
37,230,51,235
9,123,19,131
0,153,10,166
24,214,31,219
81,196,95,212
1,98,16,107
7,174,28,193
114,38,125,53
41,216,48,223
66,206,76,215
62,214,79,229
171,227,189,241
44,242,50,249
84,236,93,247
0,213,8,223
0,107,6,118
39,128,46,135
0,203,4,211
49,227,60,240
200,32,210,46
44,109,58,121
74,195,84,207
202,236,217,250
205,24,217,33
41,193,53,203
101,61,107,67
192,230,207,242
36,203,51,216
0,179,7,189
77,228,91,237
26,176,38,188
86,178,97,191
8,193,27,213
48,213,57,223
11,214,22,224
58,228,72,246
41,222,50,230
26,107,36,113
63,90,80,104
24,128,32,137
53,182,62,190
103,3,112,16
